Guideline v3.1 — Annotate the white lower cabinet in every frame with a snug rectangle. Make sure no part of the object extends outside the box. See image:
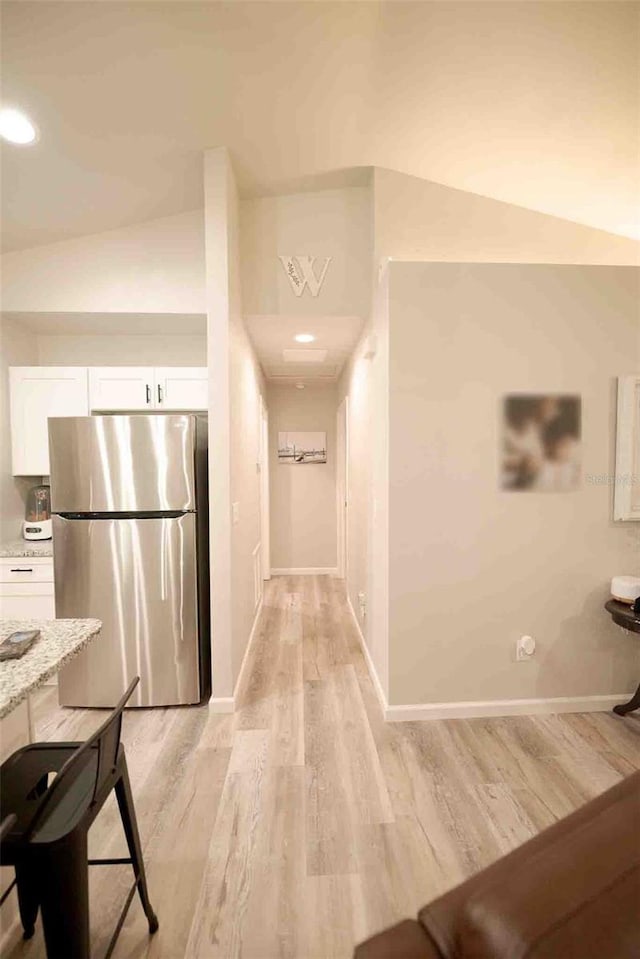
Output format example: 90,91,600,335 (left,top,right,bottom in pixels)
0,697,31,939
0,558,56,687
0,584,55,620
0,558,55,619
0,698,32,763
